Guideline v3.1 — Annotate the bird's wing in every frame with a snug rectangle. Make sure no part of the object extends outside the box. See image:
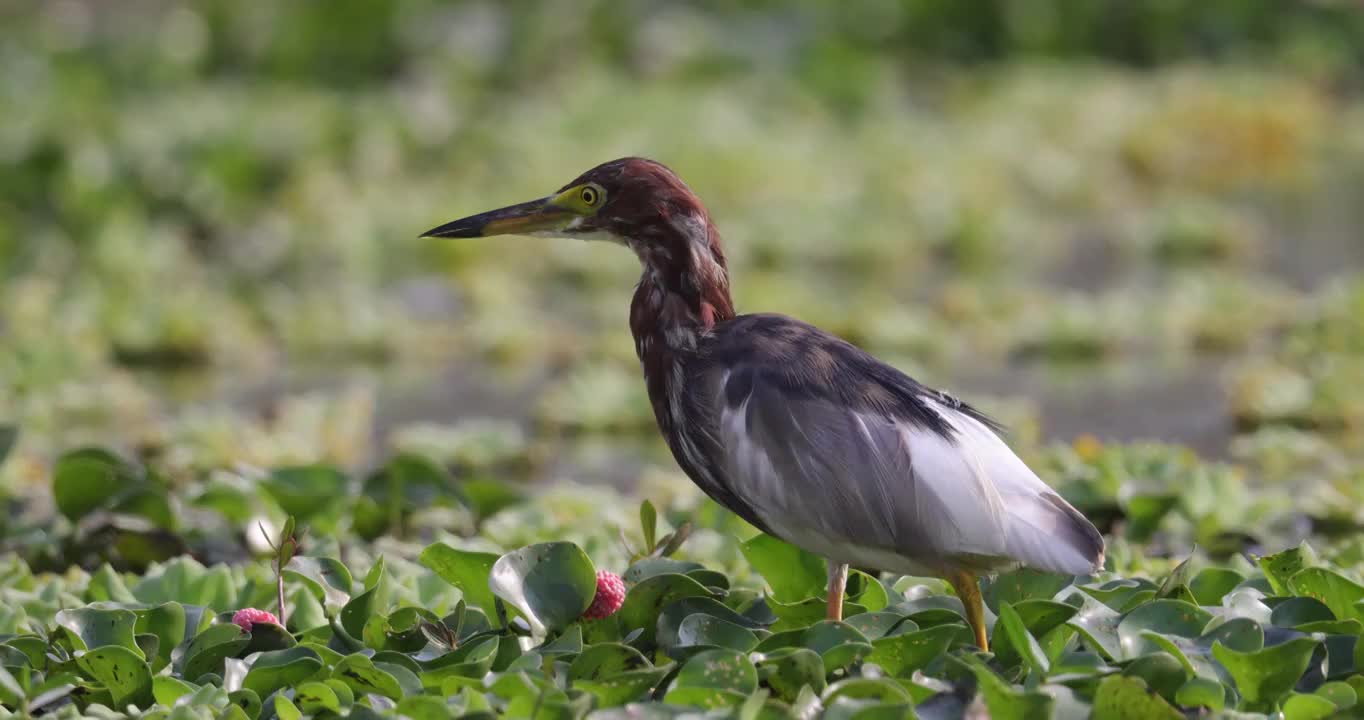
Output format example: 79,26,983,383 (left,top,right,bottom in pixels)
711,363,1103,576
